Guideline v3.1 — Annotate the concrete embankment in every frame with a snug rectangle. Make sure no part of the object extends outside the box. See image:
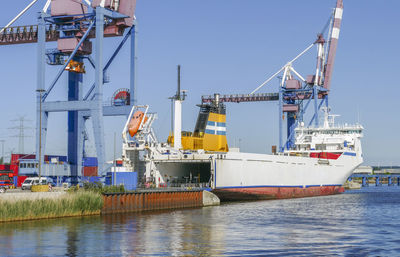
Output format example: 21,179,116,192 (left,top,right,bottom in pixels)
202,190,220,206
